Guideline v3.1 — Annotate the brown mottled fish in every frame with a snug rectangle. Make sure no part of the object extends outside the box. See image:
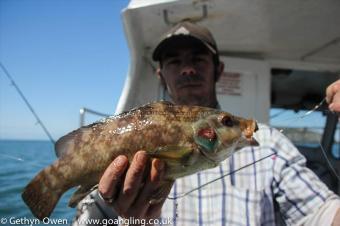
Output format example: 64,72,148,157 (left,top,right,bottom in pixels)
22,101,258,220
